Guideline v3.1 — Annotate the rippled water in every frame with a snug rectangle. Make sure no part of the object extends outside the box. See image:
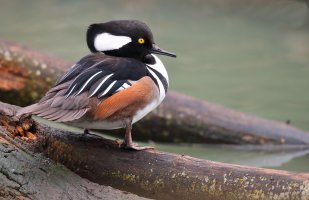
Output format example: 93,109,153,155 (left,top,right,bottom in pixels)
1,0,309,172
